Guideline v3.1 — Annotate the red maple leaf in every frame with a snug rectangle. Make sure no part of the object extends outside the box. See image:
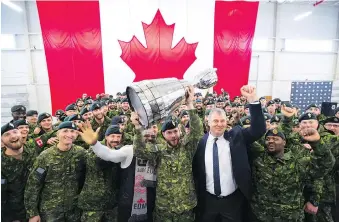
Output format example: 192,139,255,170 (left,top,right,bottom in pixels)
137,198,146,204
118,10,198,82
